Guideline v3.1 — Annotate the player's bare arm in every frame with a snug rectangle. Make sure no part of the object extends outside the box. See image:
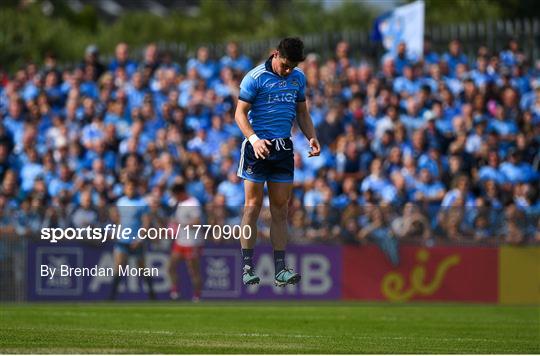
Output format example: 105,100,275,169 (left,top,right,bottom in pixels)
296,101,320,157
235,99,272,159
